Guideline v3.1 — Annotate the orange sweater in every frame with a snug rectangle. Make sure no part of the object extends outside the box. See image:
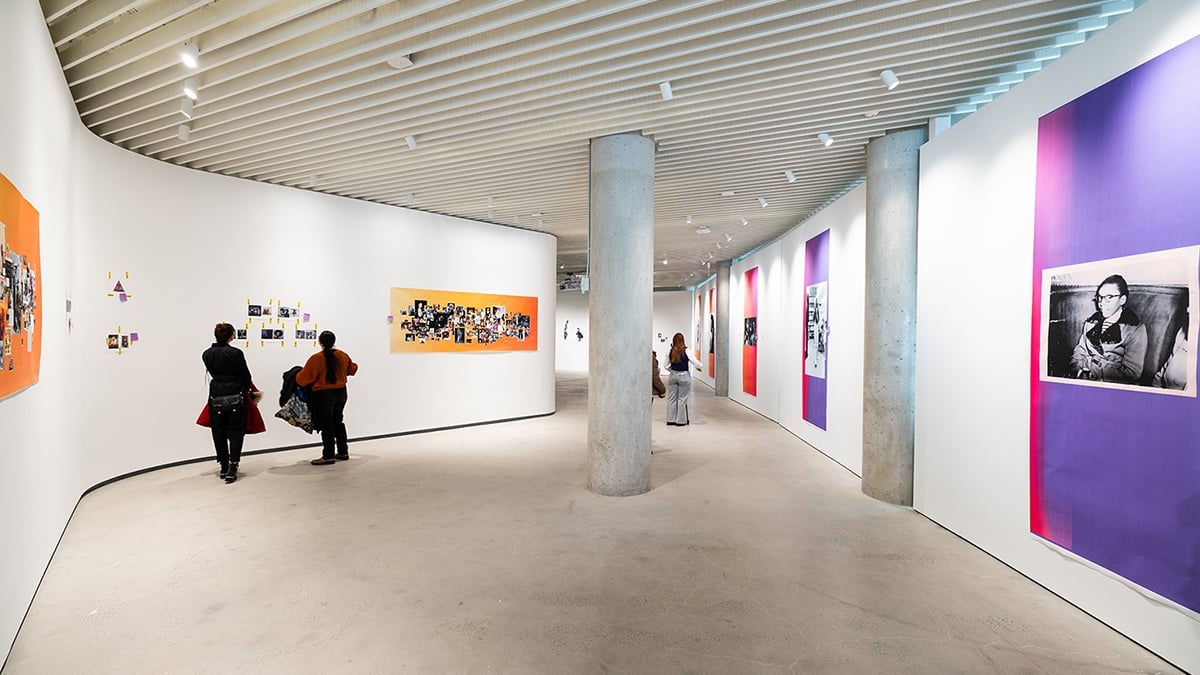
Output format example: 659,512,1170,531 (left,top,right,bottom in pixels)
296,348,358,391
